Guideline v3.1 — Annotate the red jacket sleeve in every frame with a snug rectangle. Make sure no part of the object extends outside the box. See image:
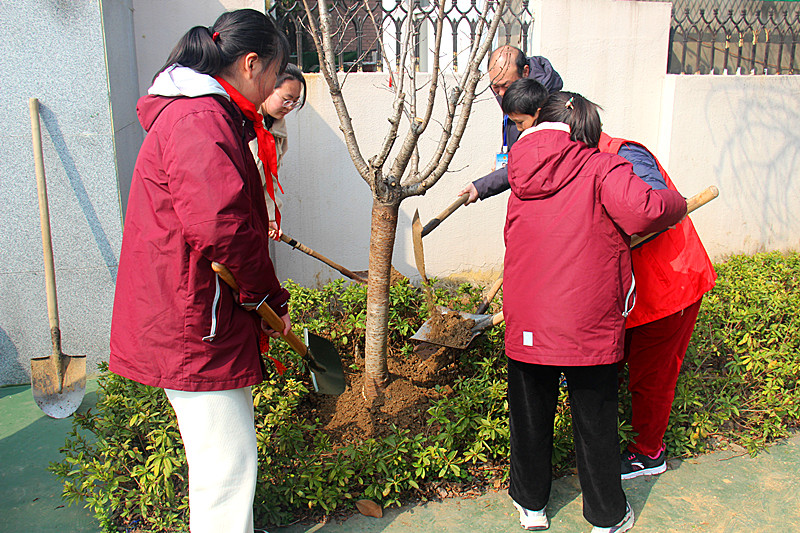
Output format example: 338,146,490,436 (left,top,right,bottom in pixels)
599,156,687,237
162,107,288,312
